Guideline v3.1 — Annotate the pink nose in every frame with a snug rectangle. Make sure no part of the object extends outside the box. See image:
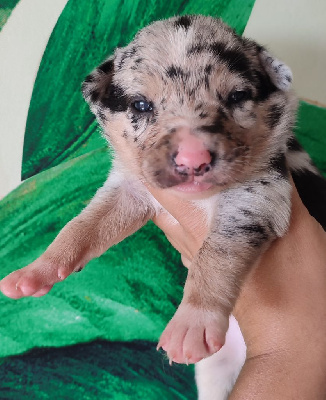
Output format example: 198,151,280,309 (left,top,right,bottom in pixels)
175,149,212,170
174,133,212,171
